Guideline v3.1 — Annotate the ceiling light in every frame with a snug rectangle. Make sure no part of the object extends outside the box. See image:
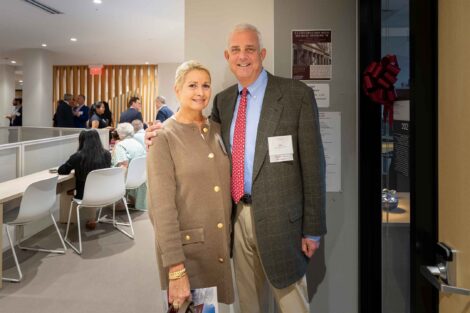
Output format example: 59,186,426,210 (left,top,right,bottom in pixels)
11,60,16,64
145,62,149,65
41,43,47,47
19,80,23,83
93,0,102,3
70,38,77,42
